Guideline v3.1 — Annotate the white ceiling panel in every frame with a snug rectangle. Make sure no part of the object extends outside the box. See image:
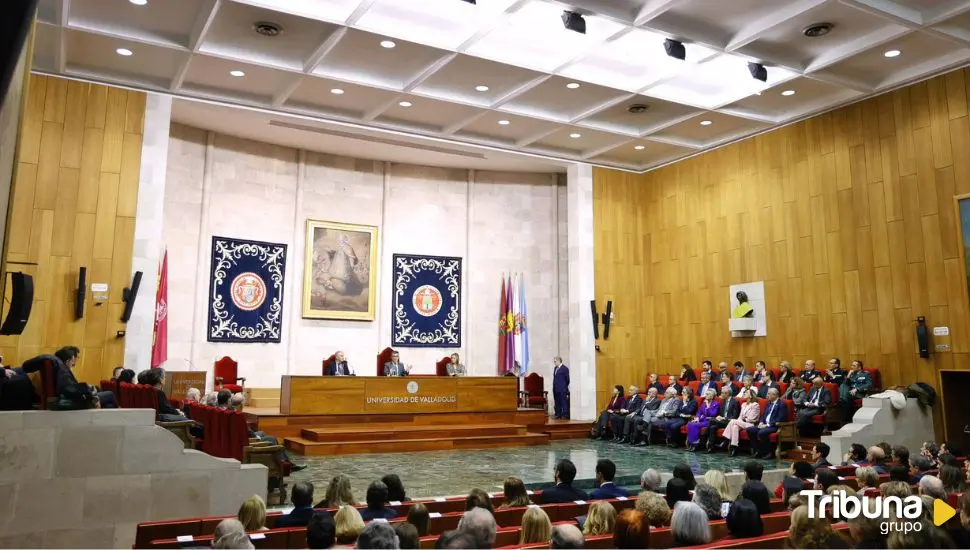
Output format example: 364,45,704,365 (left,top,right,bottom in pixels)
354,0,517,51
592,139,698,167
63,30,187,88
375,95,486,132
725,76,864,121
647,0,793,47
577,95,701,136
531,126,630,156
646,54,797,109
285,76,400,118
68,0,210,48
651,112,771,147
454,112,562,146
231,0,363,25
313,29,451,90
180,56,298,103
500,76,630,121
412,55,545,108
